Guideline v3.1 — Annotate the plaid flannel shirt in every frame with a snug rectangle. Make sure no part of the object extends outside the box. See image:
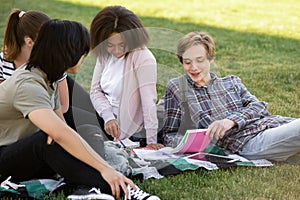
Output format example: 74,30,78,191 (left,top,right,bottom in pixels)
162,73,295,153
